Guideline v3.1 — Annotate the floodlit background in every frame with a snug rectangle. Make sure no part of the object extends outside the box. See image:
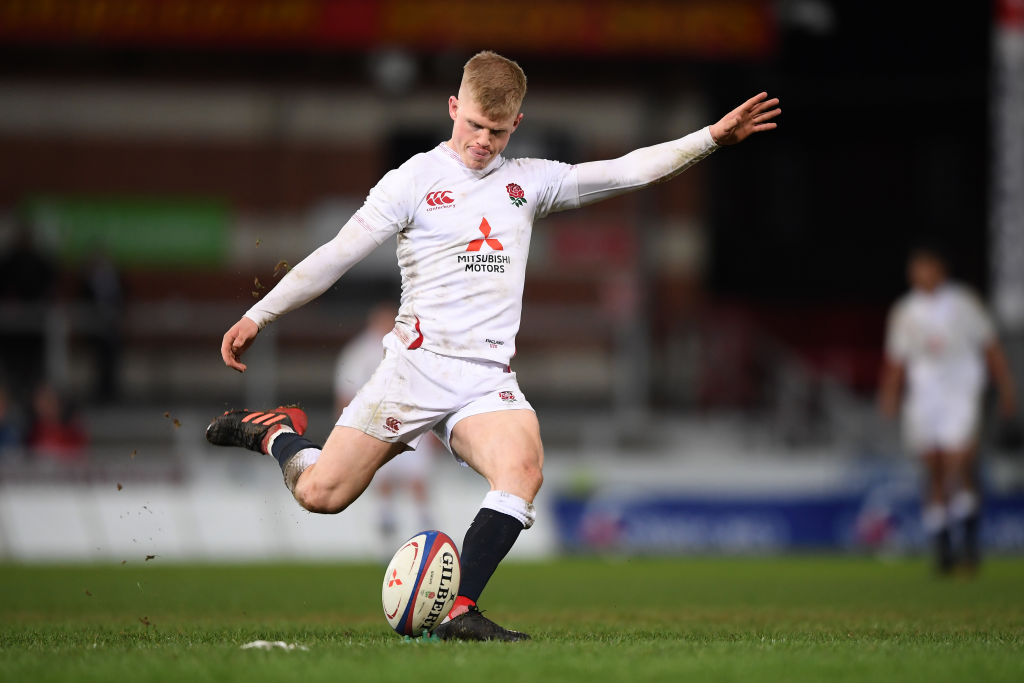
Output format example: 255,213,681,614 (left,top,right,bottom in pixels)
0,0,1022,561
